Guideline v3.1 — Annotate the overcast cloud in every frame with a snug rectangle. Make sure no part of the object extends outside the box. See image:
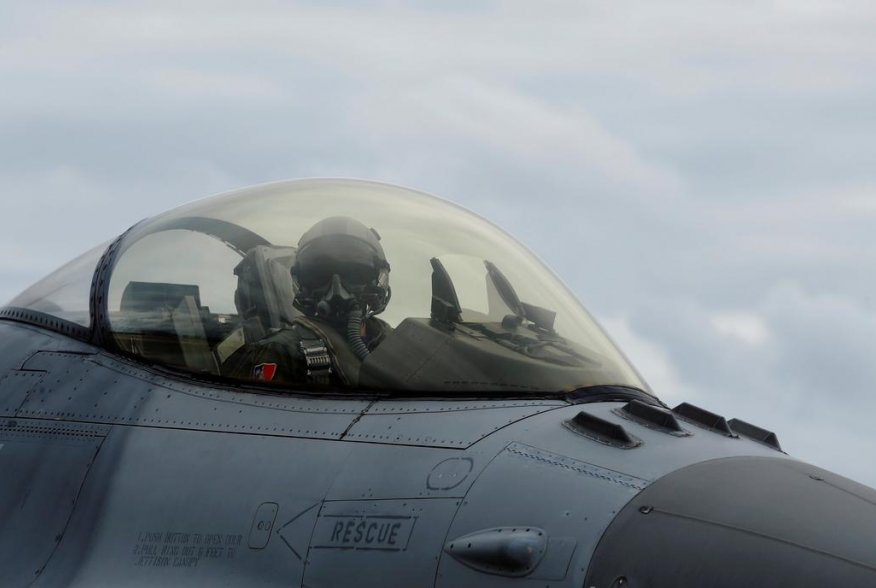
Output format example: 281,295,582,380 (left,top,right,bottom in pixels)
2,1,876,485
